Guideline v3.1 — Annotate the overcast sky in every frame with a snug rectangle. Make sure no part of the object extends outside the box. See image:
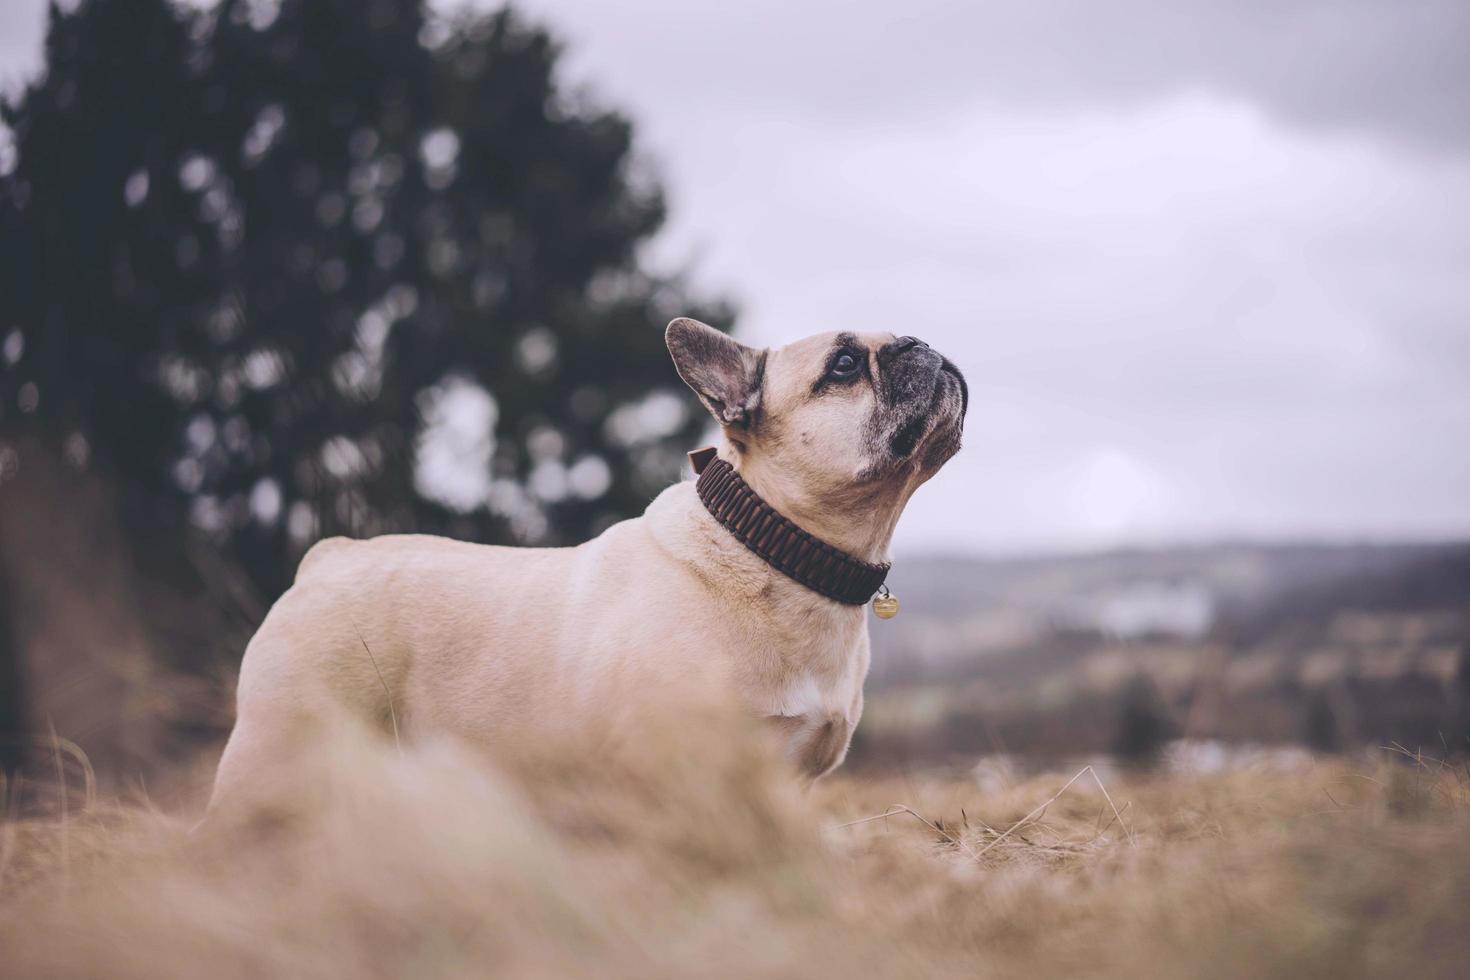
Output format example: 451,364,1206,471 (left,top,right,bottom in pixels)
4,1,1468,555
